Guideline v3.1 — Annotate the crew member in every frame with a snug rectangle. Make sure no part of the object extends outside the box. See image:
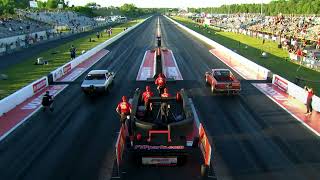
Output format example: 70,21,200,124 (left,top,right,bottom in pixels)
155,73,166,95
142,86,154,111
41,91,54,112
116,96,132,127
161,88,171,98
305,86,313,115
160,88,171,123
70,45,76,59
